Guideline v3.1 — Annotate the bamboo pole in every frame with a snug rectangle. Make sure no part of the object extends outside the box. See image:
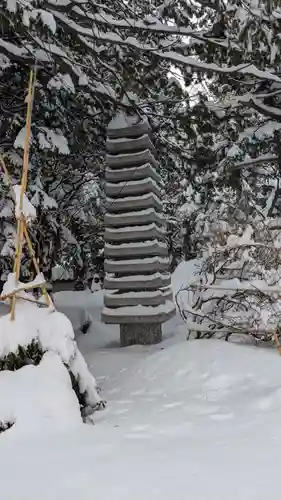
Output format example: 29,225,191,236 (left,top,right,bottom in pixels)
0,71,54,315
11,69,36,320
0,146,54,311
10,218,23,320
1,280,46,300
0,155,11,185
1,294,49,306
273,330,281,355
22,222,51,307
20,69,35,203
